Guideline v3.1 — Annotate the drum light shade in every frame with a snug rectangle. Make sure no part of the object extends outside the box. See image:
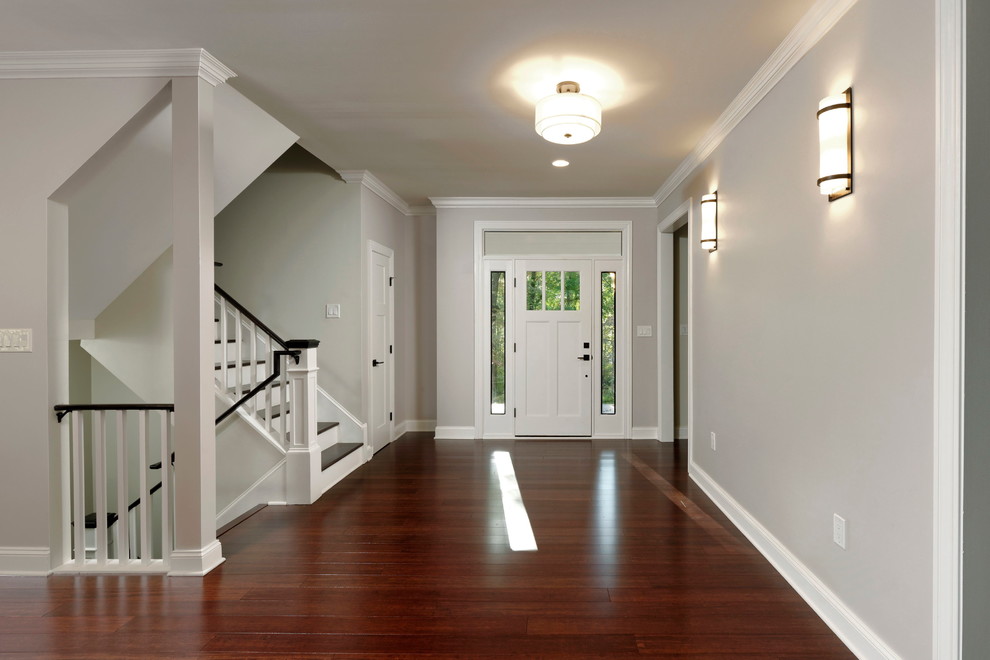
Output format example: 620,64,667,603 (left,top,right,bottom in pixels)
535,81,602,145
700,192,718,253
817,88,853,201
